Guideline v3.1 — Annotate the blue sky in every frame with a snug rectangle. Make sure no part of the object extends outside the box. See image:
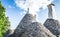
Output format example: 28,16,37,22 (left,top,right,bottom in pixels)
1,0,60,29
